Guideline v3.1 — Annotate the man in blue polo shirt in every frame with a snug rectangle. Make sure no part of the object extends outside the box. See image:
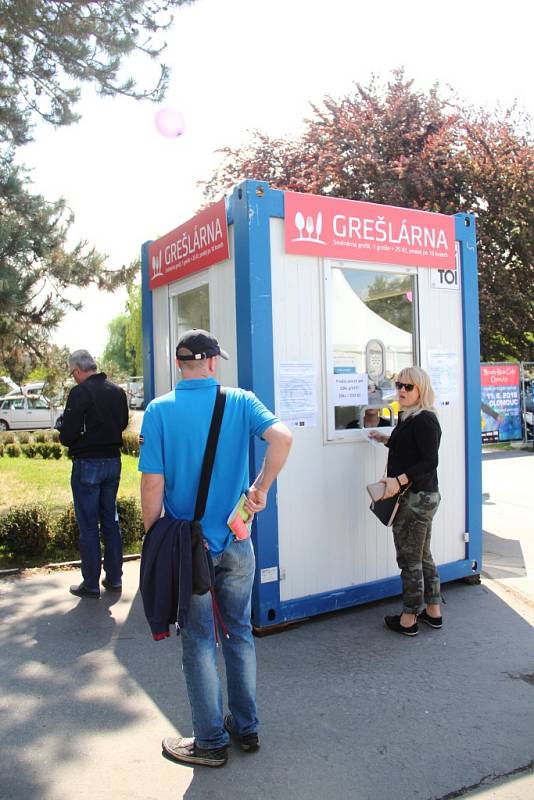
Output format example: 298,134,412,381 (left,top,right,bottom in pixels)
139,329,292,768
